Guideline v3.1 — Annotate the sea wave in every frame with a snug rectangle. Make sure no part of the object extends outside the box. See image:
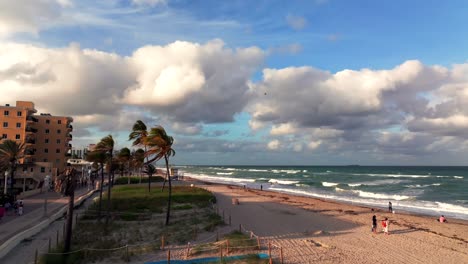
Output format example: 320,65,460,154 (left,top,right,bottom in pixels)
269,179,300,185
266,187,468,220
348,179,407,187
217,172,233,175
405,184,430,188
322,182,339,187
352,190,411,200
187,173,255,184
248,169,269,172
348,183,362,187
454,176,464,179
